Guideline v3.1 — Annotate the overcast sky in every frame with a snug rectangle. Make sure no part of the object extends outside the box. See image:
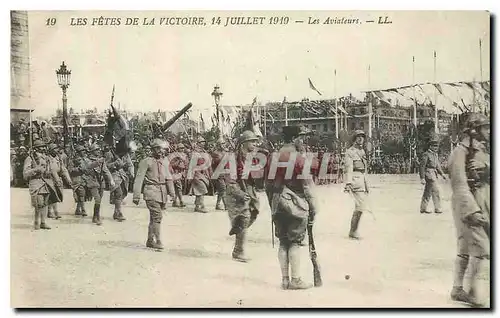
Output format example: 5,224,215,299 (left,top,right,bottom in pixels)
27,10,490,116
